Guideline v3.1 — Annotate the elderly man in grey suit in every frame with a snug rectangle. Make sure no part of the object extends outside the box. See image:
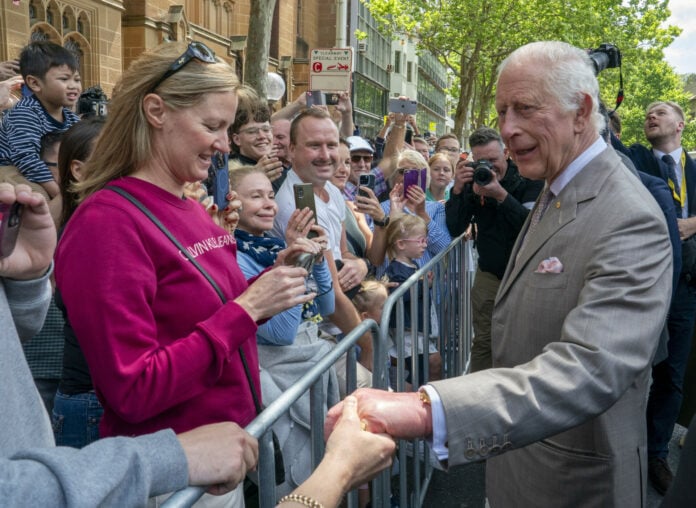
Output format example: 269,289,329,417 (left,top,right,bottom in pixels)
326,41,673,506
